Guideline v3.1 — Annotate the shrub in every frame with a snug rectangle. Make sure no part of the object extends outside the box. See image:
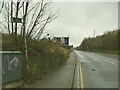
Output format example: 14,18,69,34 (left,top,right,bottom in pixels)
2,33,70,84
